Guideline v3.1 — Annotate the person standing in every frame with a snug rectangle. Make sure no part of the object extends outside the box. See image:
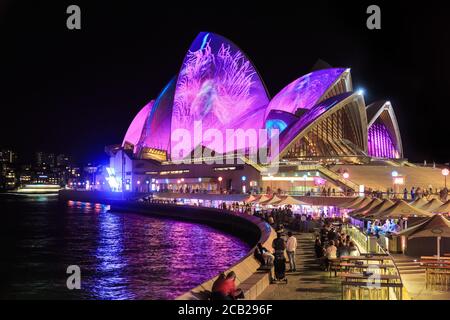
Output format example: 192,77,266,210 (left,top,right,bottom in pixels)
286,232,297,272
300,214,307,232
